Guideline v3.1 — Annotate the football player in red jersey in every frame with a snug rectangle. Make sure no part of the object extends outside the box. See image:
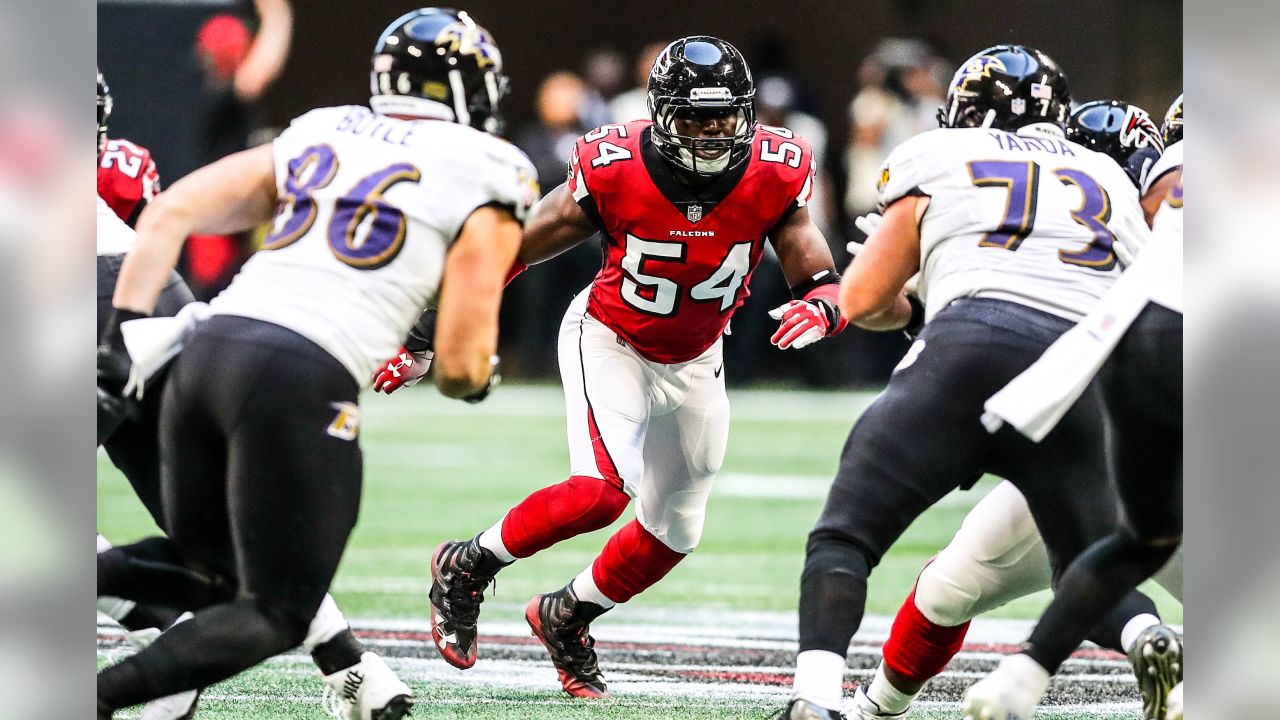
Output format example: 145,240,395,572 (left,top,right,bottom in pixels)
377,37,848,698
96,74,161,229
